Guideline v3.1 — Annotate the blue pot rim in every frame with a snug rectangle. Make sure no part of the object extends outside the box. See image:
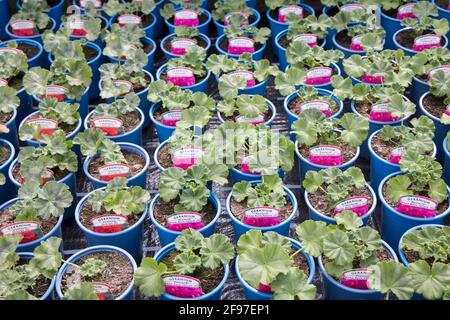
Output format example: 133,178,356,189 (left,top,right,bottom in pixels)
444,137,450,158
229,166,283,179
164,8,212,29
318,240,398,295
108,12,157,33
435,0,450,13
350,96,411,125
213,7,260,28
304,182,377,224
55,245,137,300
75,186,149,238
18,252,56,300
215,34,267,59
266,3,315,27
398,223,444,267
283,88,344,121
4,107,17,129
107,36,157,63
68,15,110,40
0,39,43,64
17,0,64,9
83,142,150,185
149,103,179,132
235,237,316,299
225,181,298,231
153,242,230,300
5,17,57,40
156,63,211,90
413,74,429,86
332,30,386,55
419,91,443,123
393,27,449,55
154,139,168,171
48,41,102,65
149,192,221,236
98,69,154,97
216,95,276,125
378,171,450,222
0,138,15,170
160,32,211,58
0,197,64,249
378,5,401,23
84,107,144,140
32,85,90,104
274,29,327,52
